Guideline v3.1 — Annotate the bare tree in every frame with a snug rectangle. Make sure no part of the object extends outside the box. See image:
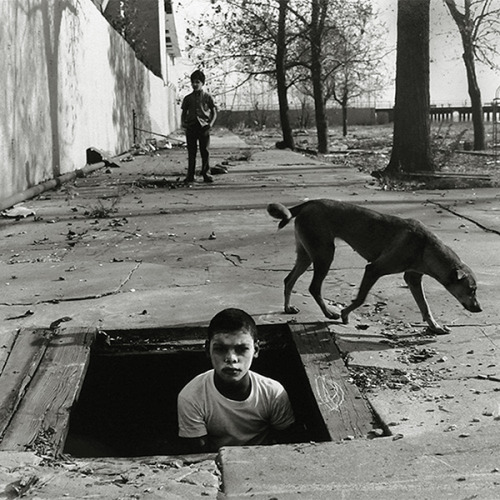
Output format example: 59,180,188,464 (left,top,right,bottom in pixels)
277,0,295,149
323,1,388,136
289,0,388,137
444,0,500,150
187,0,388,154
309,0,330,153
187,0,296,148
386,0,433,173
